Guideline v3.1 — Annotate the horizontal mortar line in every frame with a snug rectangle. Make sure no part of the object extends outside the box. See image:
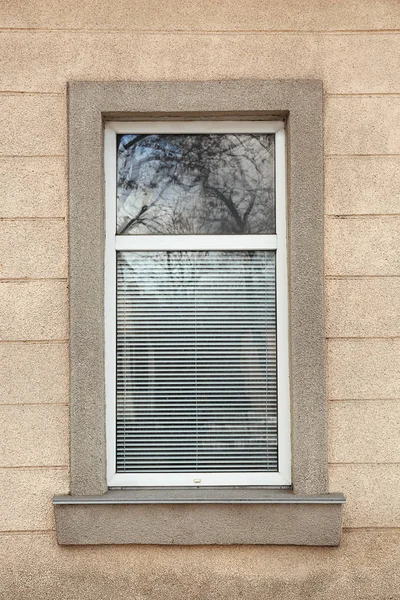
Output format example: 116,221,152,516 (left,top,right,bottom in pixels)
324,152,400,158
1,27,400,35
0,217,66,221
0,527,384,535
325,213,400,218
326,153,400,158
2,462,399,469
327,93,400,97
6,399,395,406
329,398,400,403
0,529,55,536
343,527,400,532
0,402,69,407
4,90,400,98
0,90,63,96
2,399,397,405
326,155,400,160
0,155,66,159
326,336,400,341
0,465,68,470
326,275,400,279
0,277,67,282
329,462,400,466
0,339,68,344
